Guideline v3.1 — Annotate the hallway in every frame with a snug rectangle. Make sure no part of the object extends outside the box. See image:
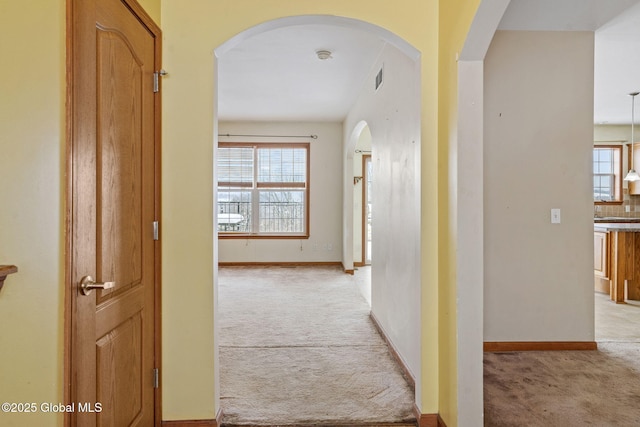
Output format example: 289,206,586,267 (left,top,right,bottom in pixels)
218,265,415,426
